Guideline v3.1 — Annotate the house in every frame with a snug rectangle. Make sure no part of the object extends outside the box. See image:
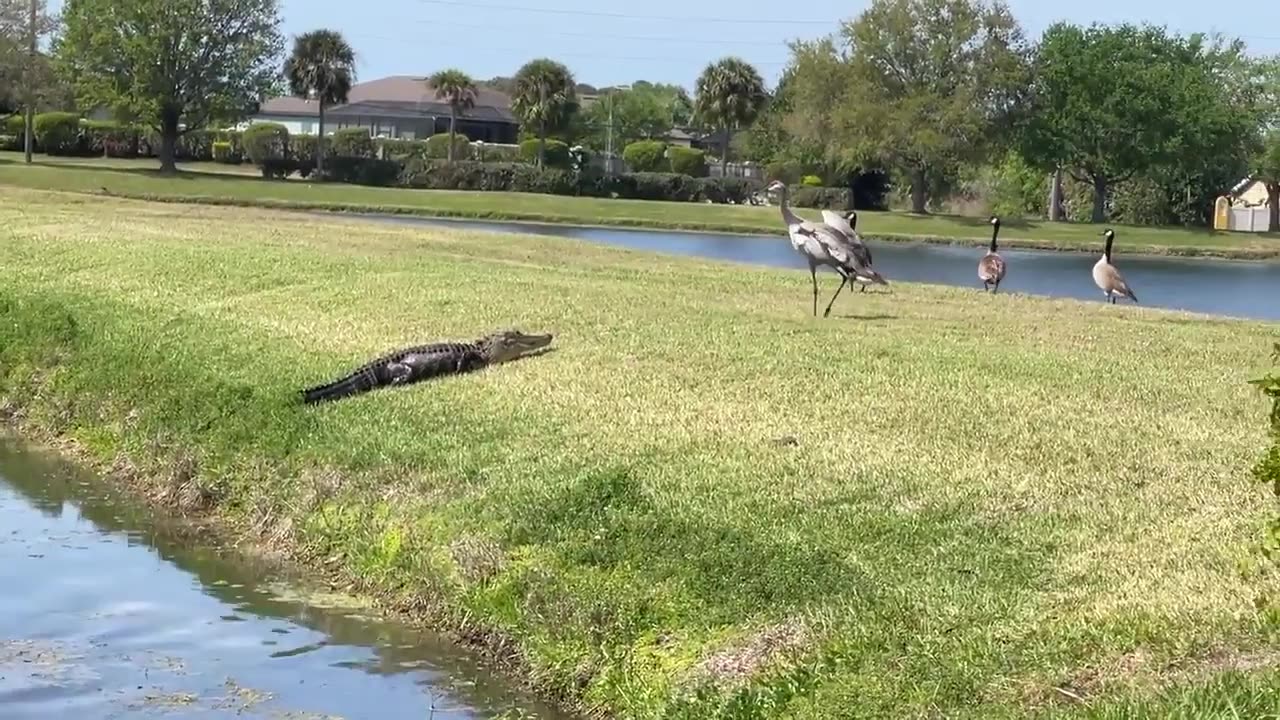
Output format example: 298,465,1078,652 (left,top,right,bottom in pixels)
243,75,520,143
1228,176,1273,207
